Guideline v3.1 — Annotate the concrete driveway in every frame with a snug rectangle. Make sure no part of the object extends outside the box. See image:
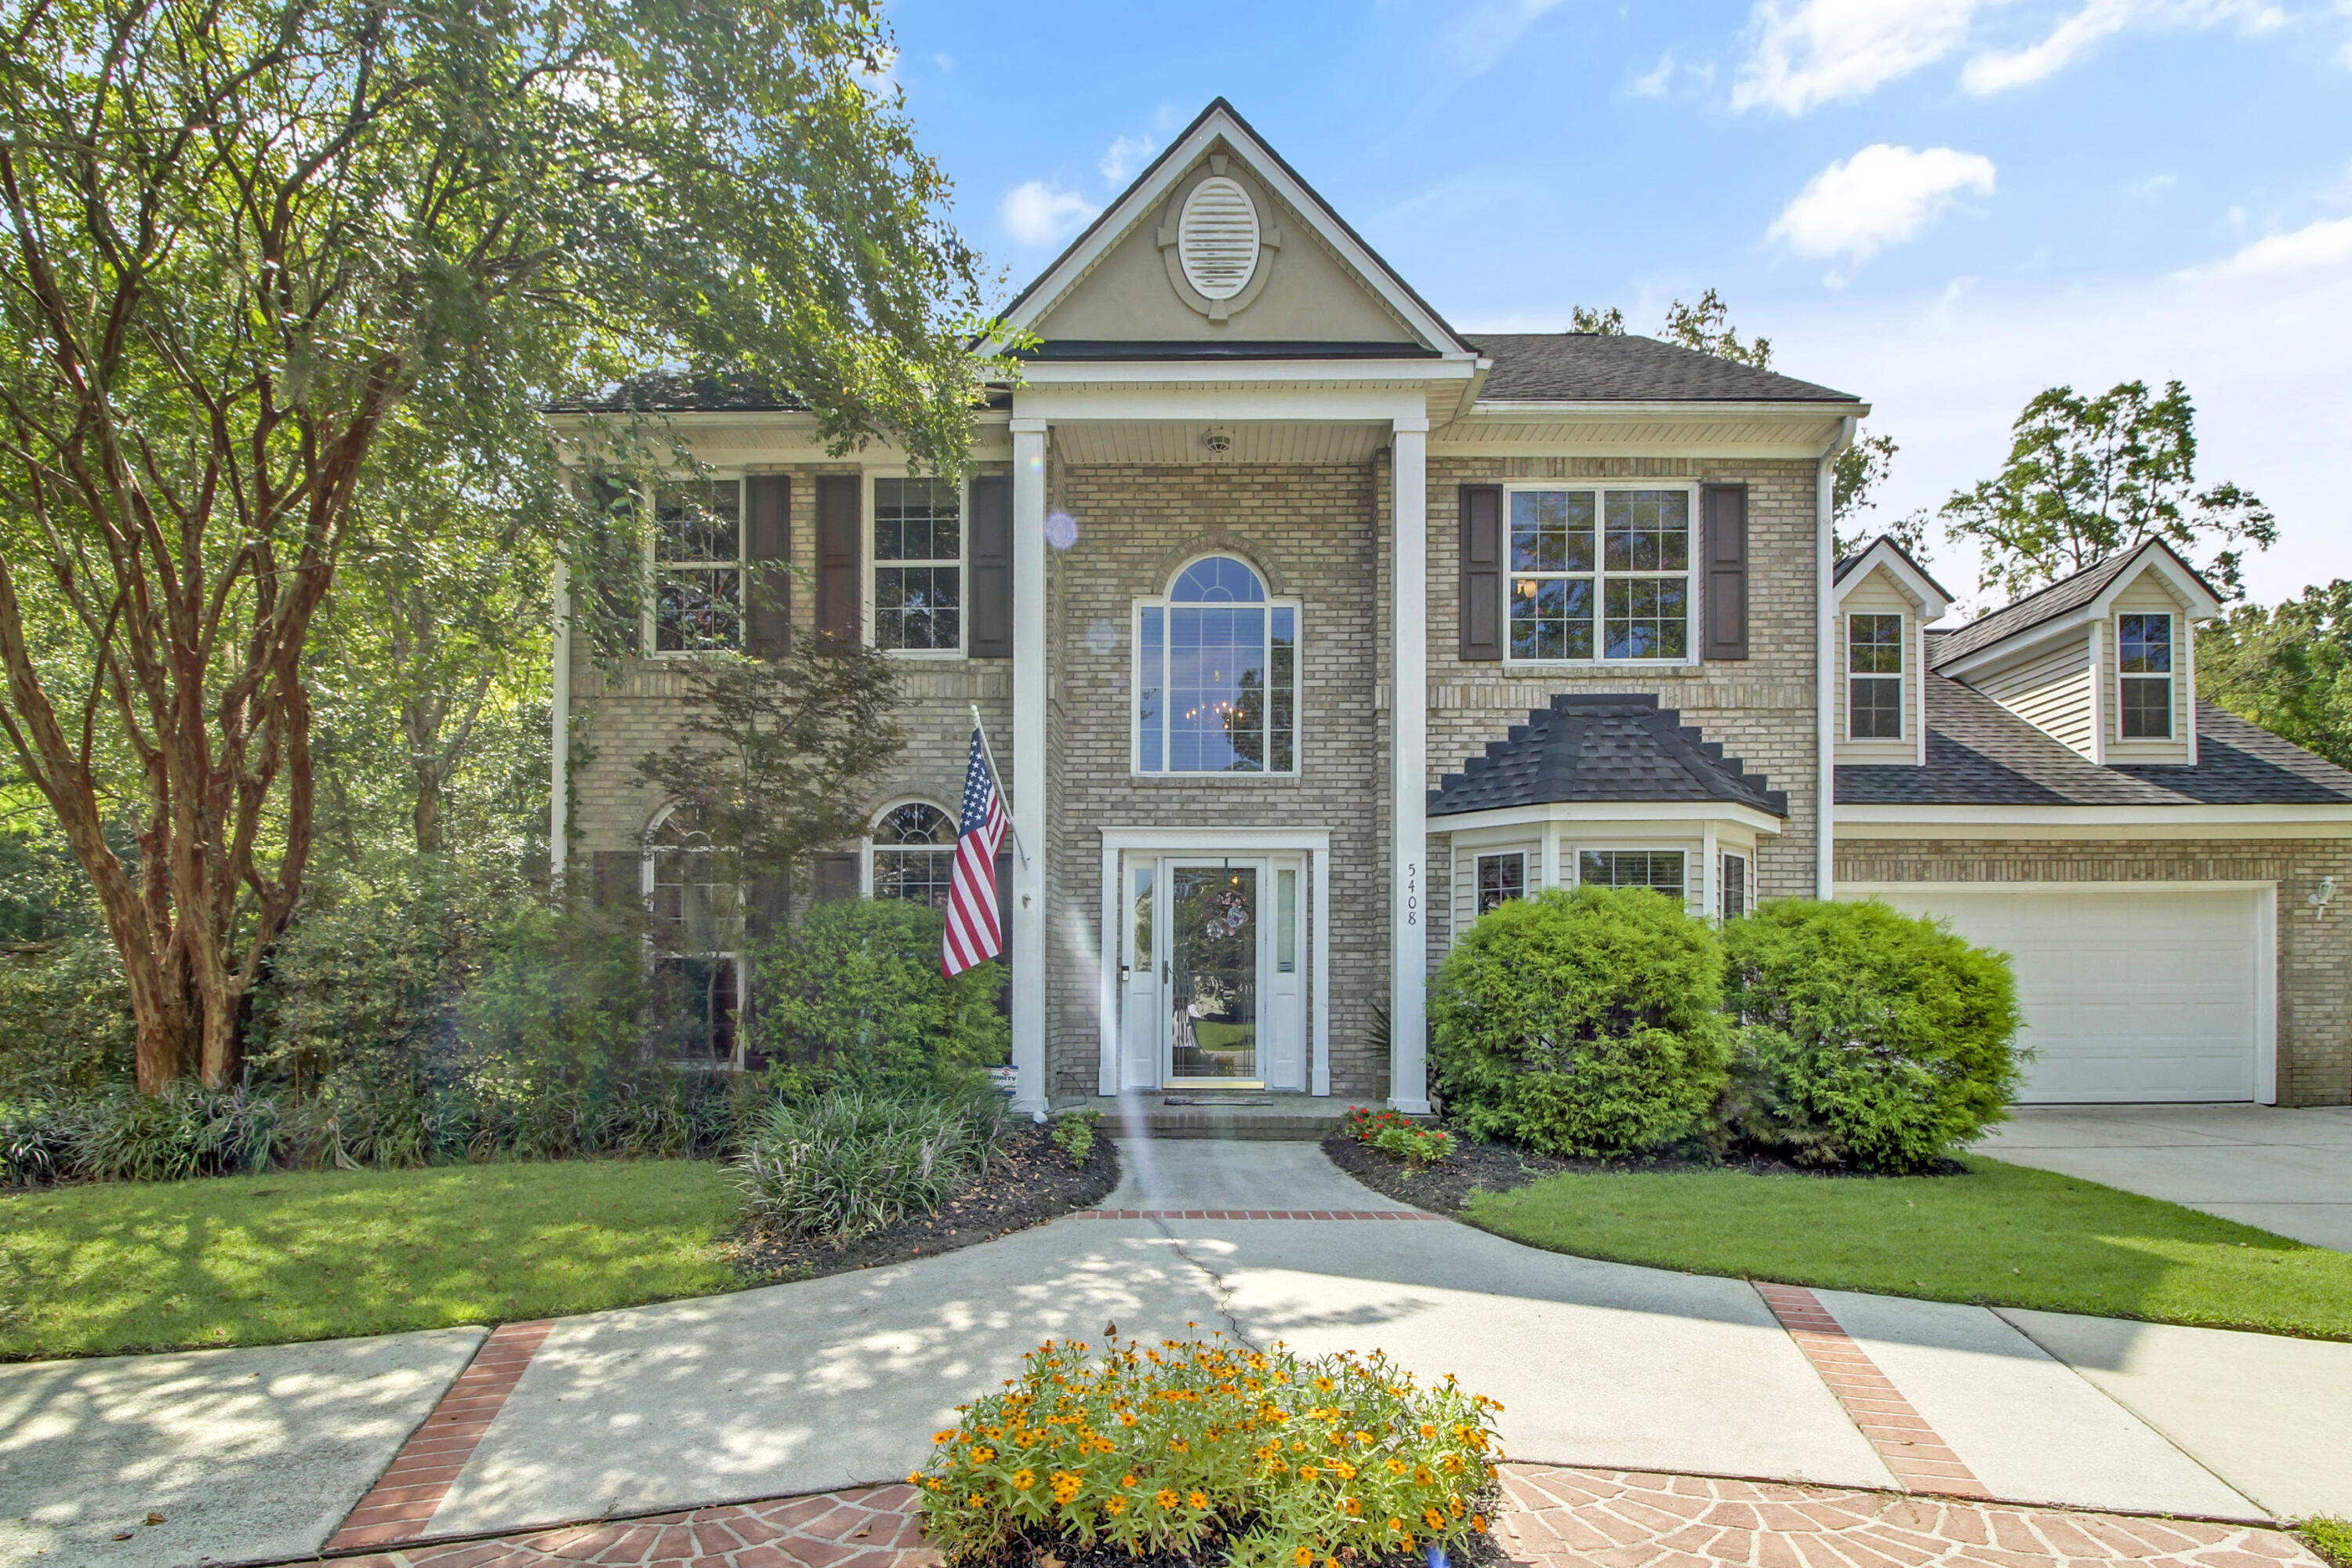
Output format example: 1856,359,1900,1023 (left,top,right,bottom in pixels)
1976,1104,2352,1250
